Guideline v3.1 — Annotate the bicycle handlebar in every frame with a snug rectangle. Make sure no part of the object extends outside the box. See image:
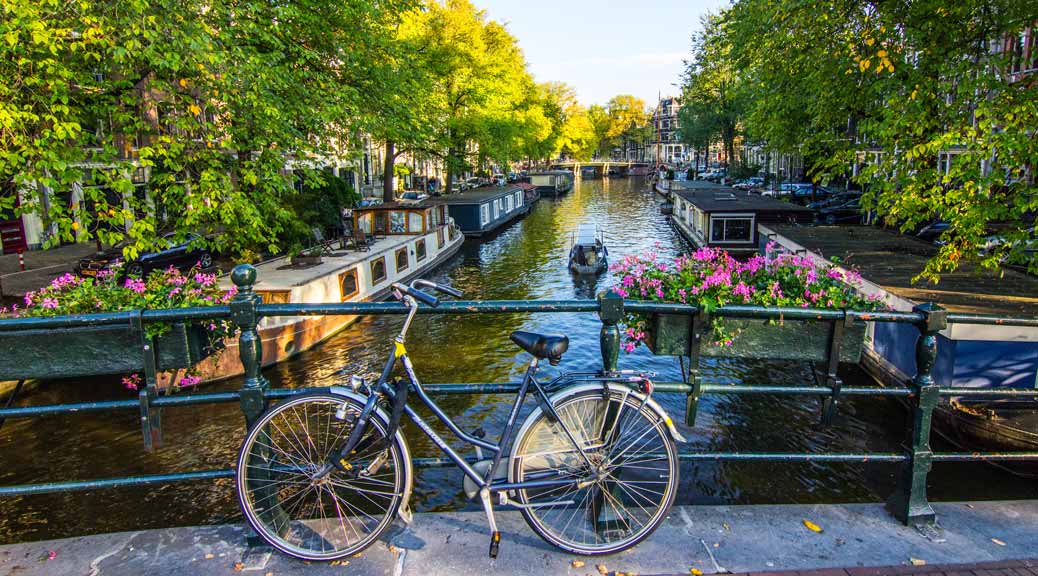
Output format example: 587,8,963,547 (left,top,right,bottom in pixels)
393,283,439,307
414,279,463,298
